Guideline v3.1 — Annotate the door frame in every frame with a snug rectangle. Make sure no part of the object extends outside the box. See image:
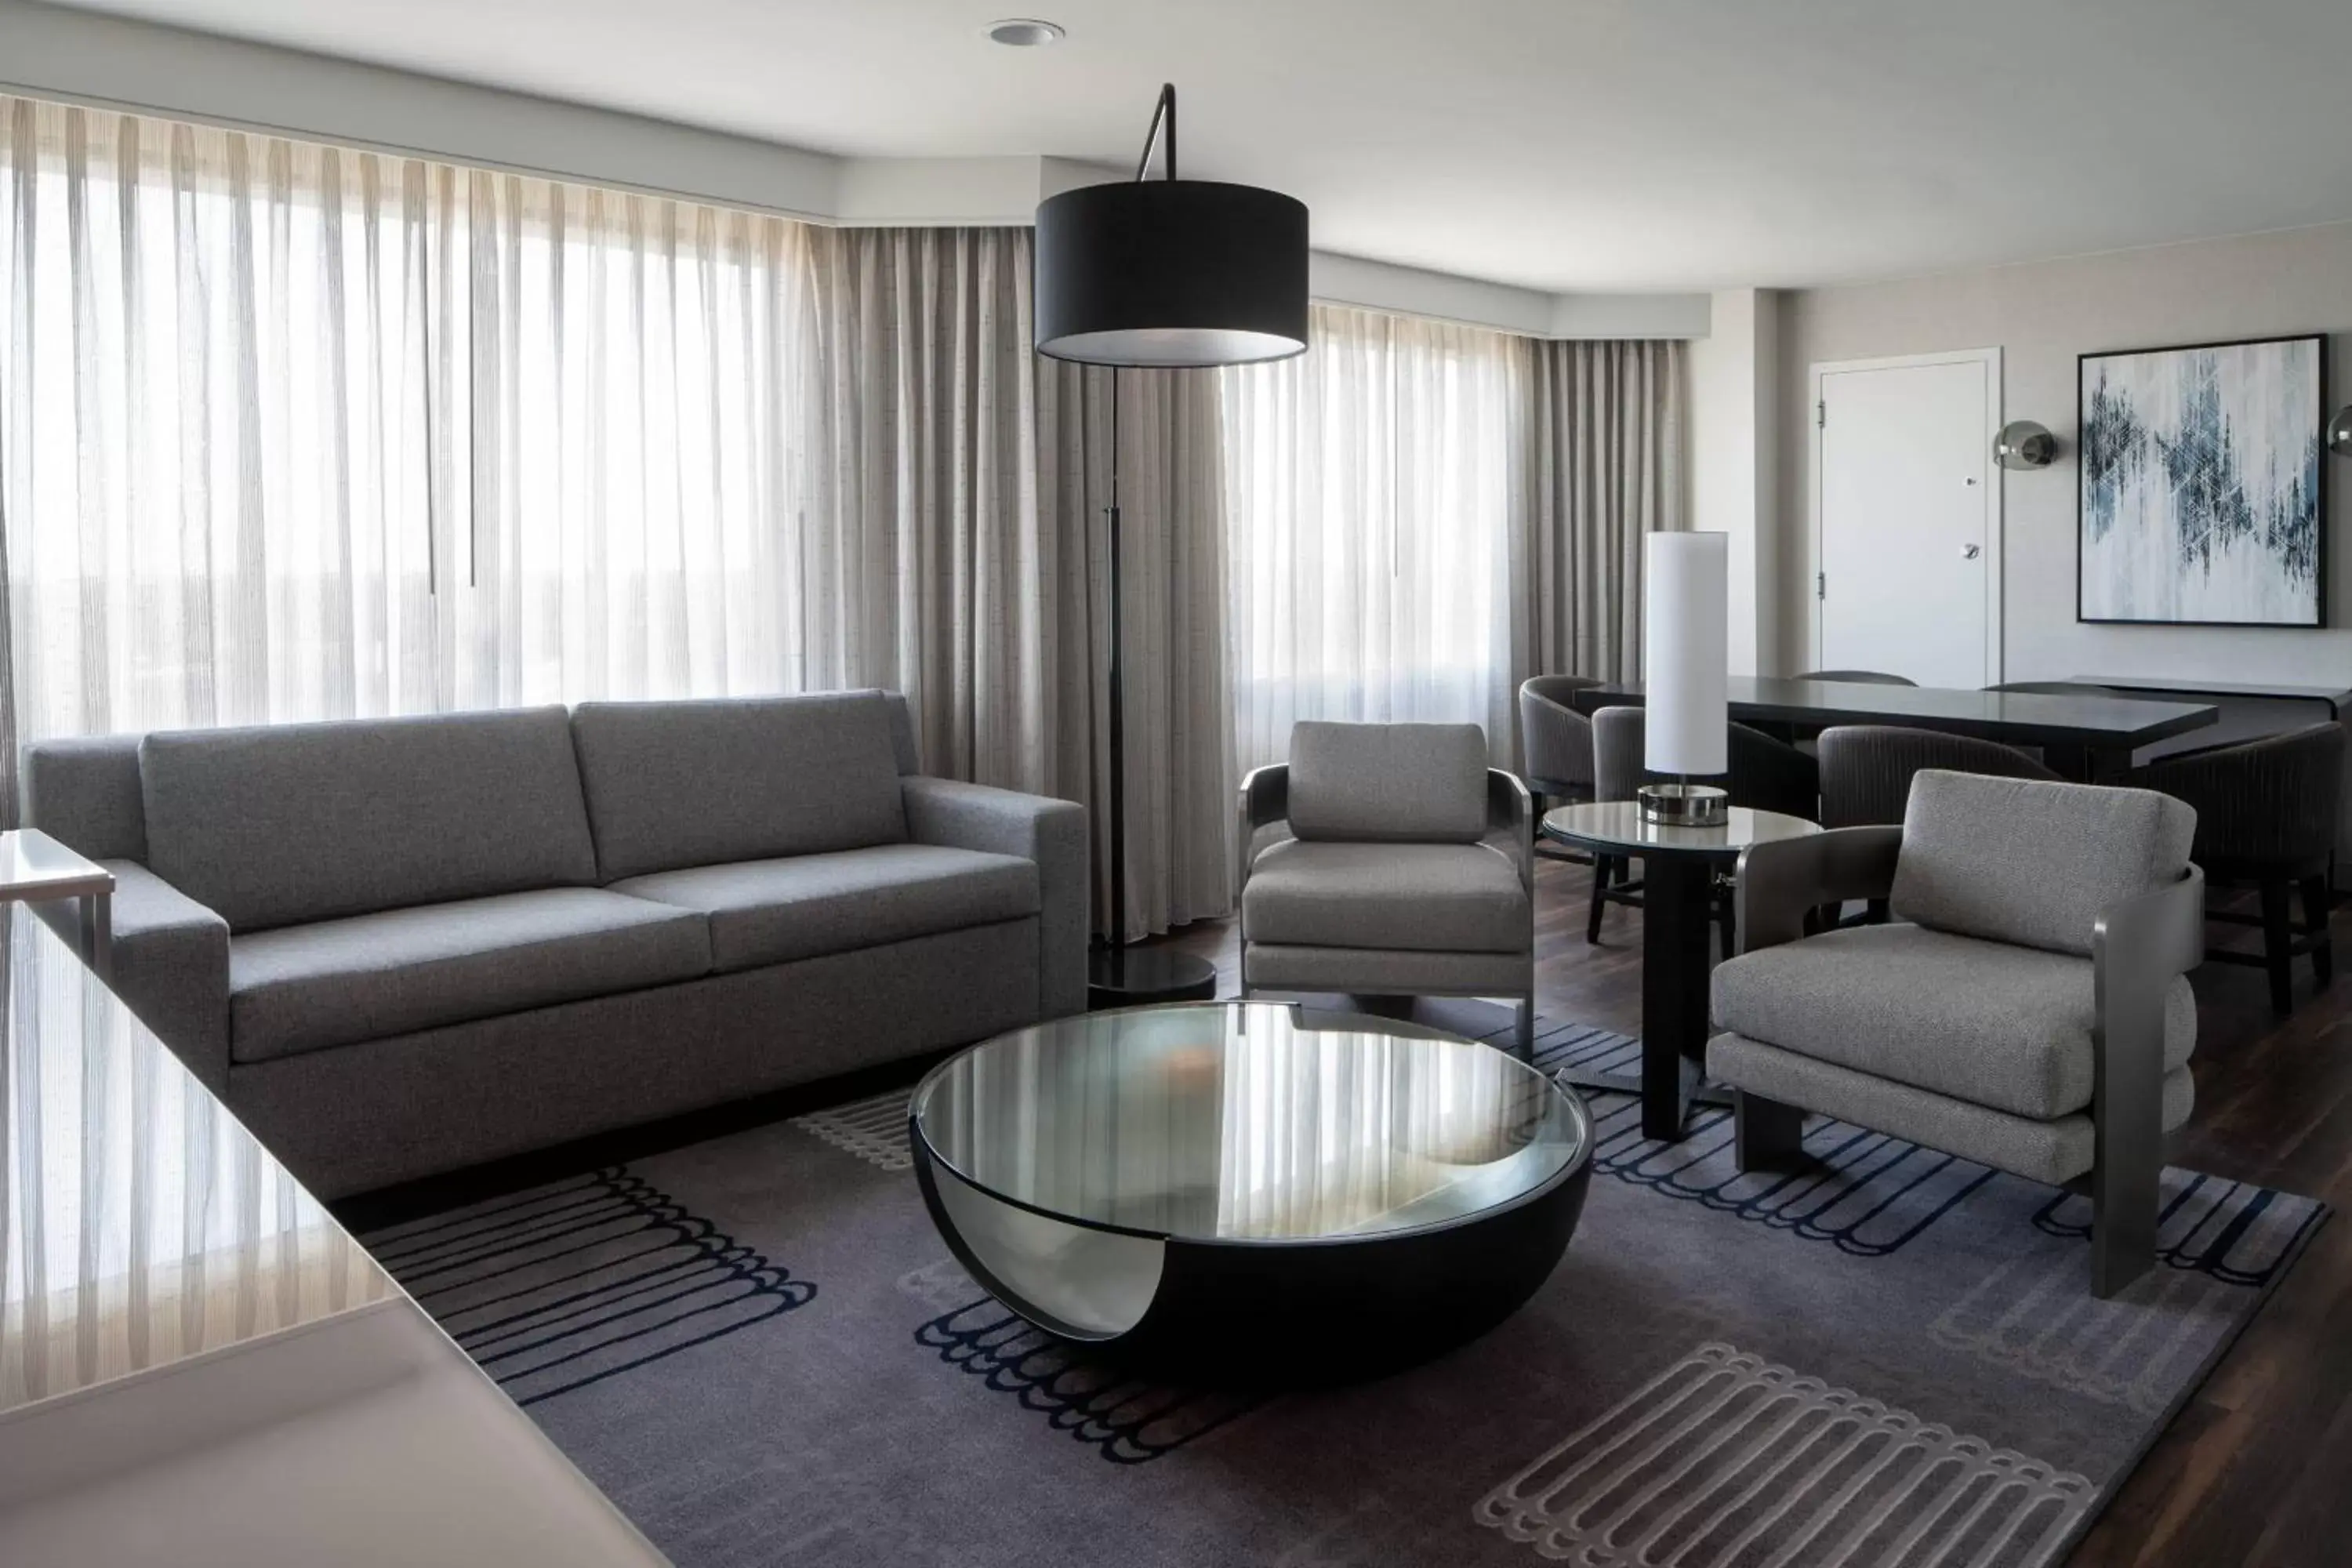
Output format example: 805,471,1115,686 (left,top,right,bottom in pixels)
1808,347,2005,687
